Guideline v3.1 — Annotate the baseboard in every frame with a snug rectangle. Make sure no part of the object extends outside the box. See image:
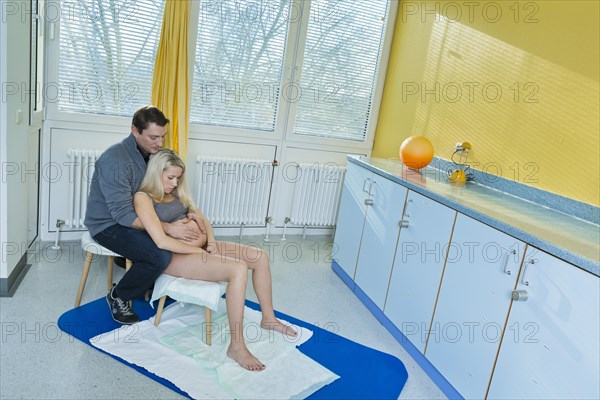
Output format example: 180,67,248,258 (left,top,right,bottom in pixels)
331,260,356,291
331,261,463,400
0,252,30,297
